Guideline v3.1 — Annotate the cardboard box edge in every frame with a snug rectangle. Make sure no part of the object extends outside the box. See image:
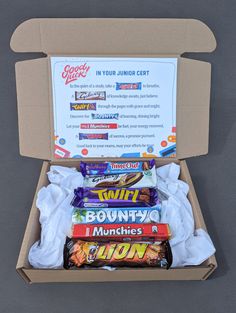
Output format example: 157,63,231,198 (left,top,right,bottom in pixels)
22,266,213,283
16,161,49,269
10,18,216,54
16,267,31,284
202,262,217,280
17,159,217,282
